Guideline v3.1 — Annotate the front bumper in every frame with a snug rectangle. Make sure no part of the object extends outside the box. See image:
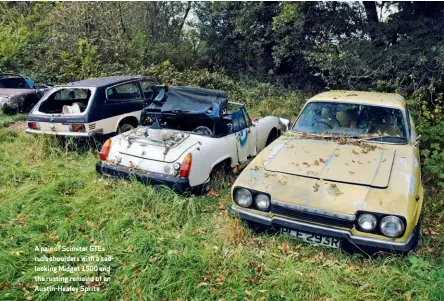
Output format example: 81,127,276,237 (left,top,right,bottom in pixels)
96,161,191,193
25,128,101,137
229,205,418,253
